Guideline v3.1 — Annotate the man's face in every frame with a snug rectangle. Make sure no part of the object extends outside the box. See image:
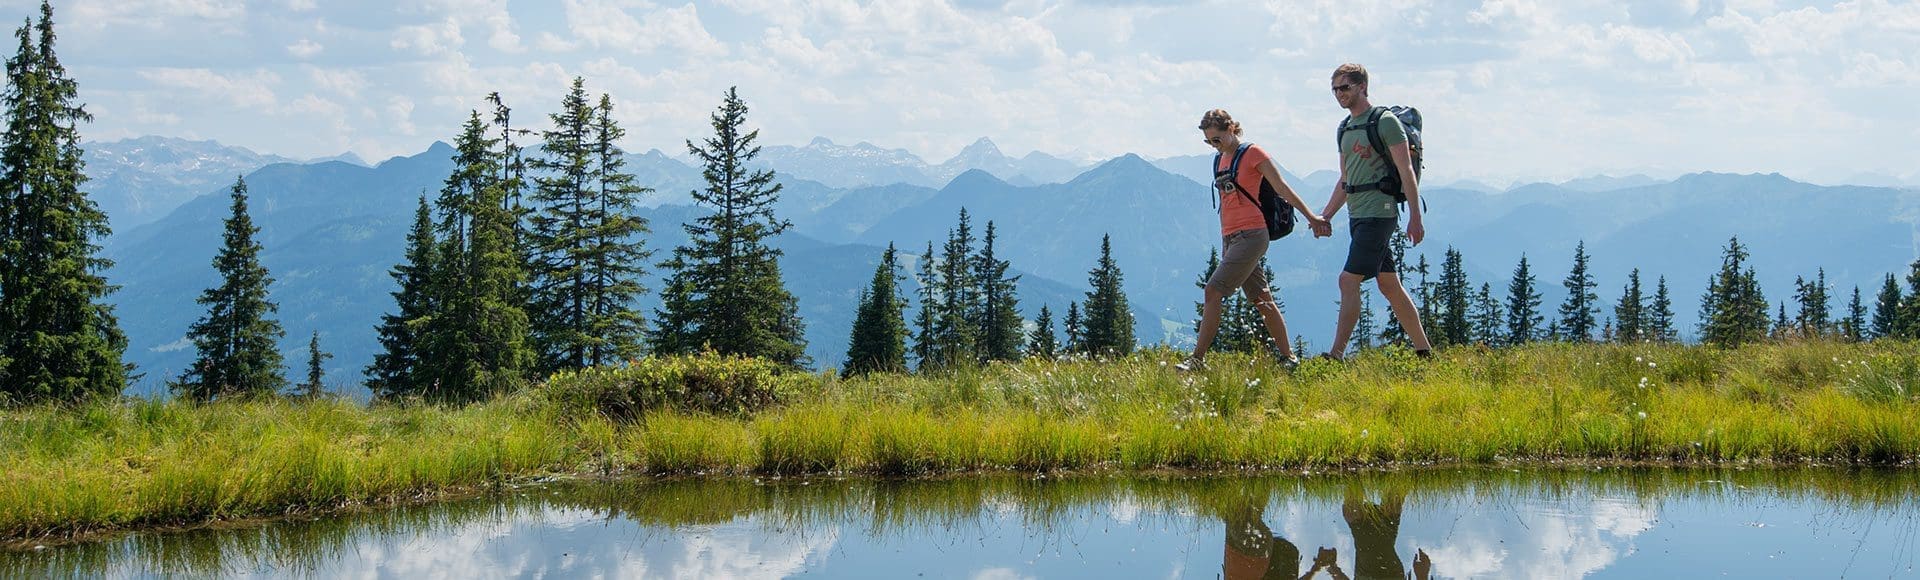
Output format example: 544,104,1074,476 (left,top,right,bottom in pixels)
1333,76,1363,108
1202,127,1234,154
